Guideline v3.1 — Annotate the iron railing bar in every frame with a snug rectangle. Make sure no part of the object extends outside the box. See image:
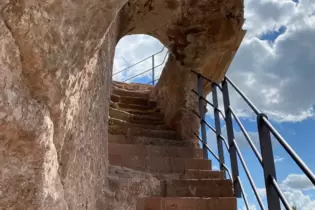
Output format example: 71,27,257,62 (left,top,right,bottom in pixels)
191,110,218,135
113,47,165,76
219,135,230,151
224,76,260,115
190,70,223,91
194,133,220,161
191,89,226,121
223,165,233,181
194,132,233,181
233,139,266,210
204,121,217,135
123,61,166,82
147,78,160,85
270,177,292,210
123,68,153,82
216,107,226,121
229,107,263,165
237,176,250,210
261,117,315,186
191,89,214,107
